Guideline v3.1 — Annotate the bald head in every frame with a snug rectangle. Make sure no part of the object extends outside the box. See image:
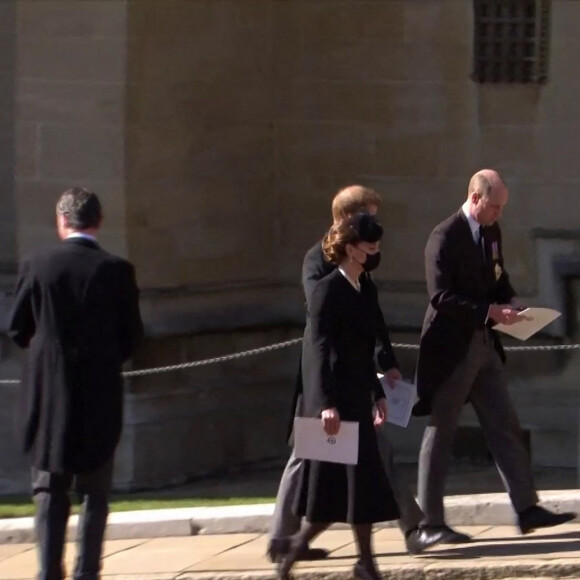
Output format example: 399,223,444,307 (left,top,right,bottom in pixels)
466,169,508,226
467,169,506,199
